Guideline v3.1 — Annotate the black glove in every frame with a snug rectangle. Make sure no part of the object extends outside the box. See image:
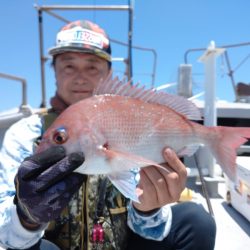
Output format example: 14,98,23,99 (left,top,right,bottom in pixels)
14,146,86,228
